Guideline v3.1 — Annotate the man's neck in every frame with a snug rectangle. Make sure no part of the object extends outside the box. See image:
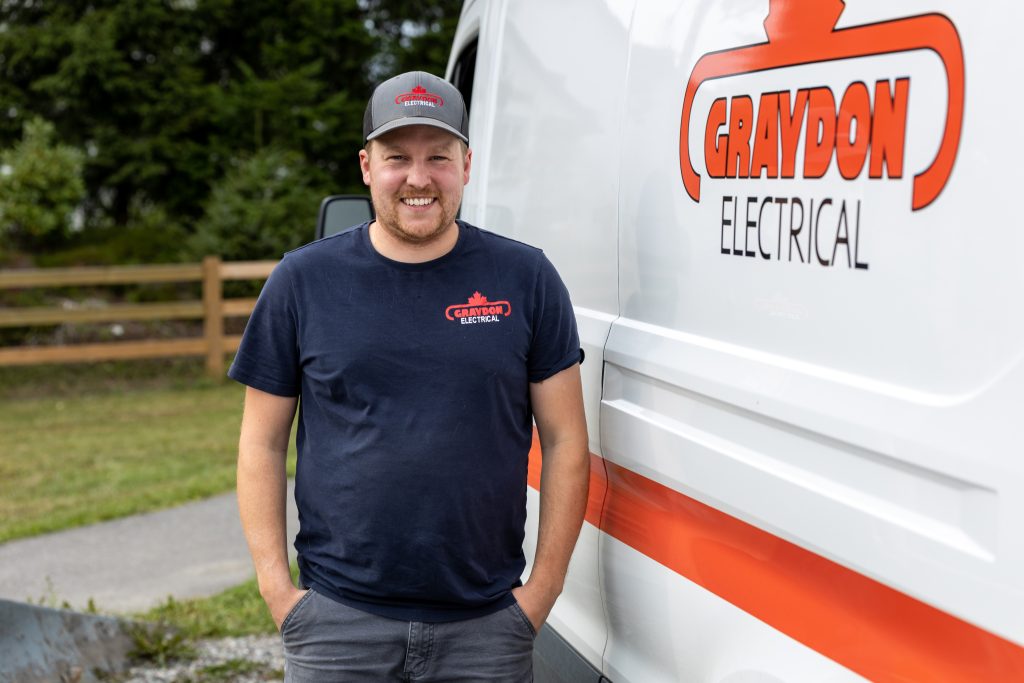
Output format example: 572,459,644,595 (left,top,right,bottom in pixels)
368,221,460,263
